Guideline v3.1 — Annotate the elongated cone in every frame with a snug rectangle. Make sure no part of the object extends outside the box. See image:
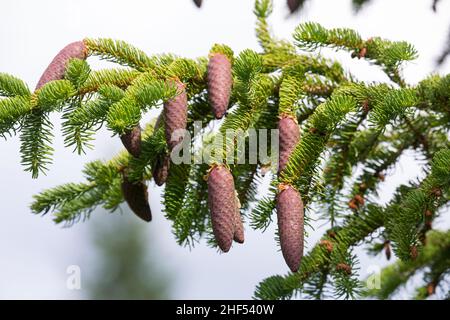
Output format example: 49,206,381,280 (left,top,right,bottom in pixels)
384,241,391,261
193,0,202,8
287,0,302,14
120,125,142,158
207,53,232,119
121,175,152,222
36,41,88,90
233,192,245,244
152,153,170,186
164,80,188,150
276,184,304,272
278,115,300,174
208,165,235,252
